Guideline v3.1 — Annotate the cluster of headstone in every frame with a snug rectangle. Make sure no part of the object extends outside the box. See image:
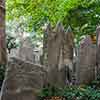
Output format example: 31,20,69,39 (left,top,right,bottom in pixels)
0,38,45,99
42,23,100,85
42,22,75,87
1,21,100,100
